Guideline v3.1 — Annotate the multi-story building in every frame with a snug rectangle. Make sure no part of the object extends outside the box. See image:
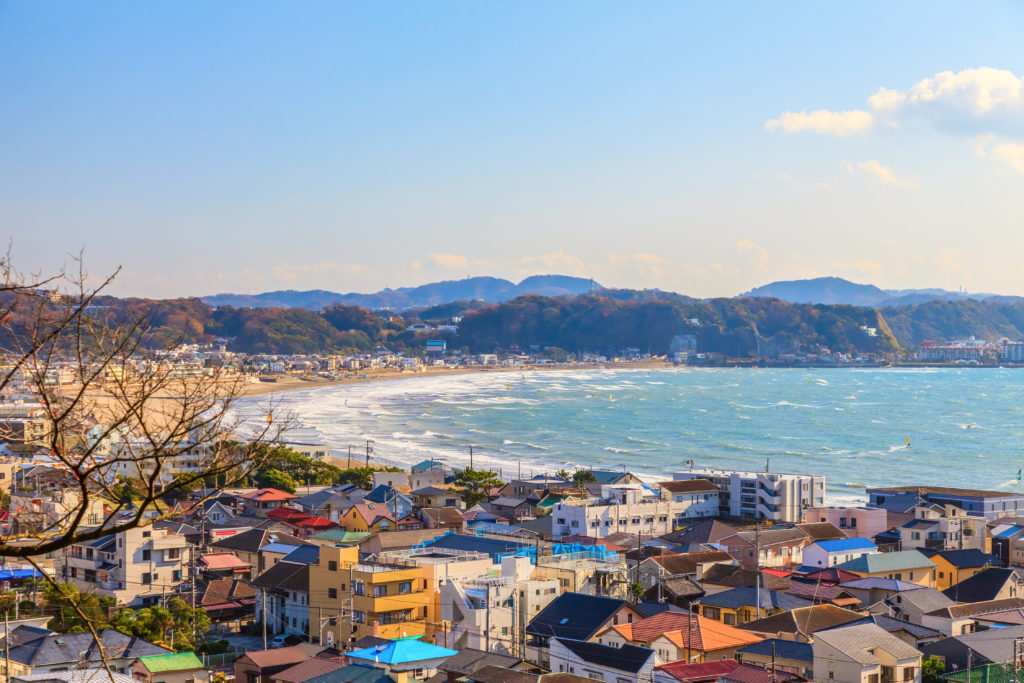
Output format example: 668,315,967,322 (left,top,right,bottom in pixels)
59,525,188,606
549,484,706,538
894,503,989,552
441,558,552,655
674,468,825,522
867,485,1024,521
532,548,629,599
804,506,889,540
